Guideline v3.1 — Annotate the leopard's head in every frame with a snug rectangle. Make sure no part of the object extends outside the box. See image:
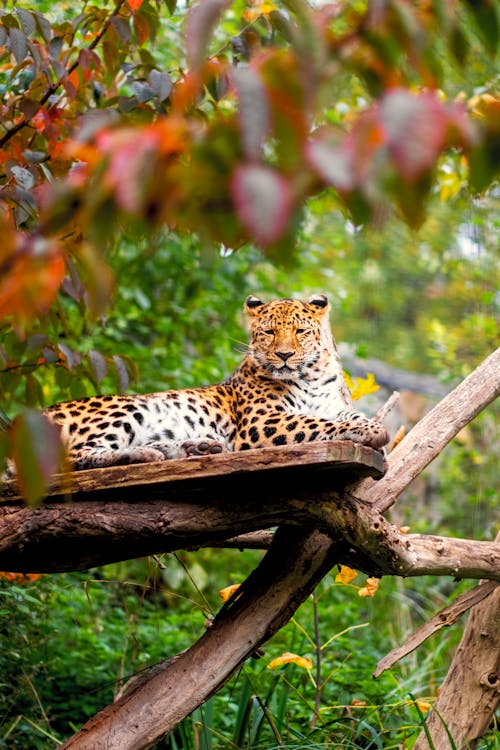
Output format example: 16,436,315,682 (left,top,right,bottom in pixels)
245,295,336,380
